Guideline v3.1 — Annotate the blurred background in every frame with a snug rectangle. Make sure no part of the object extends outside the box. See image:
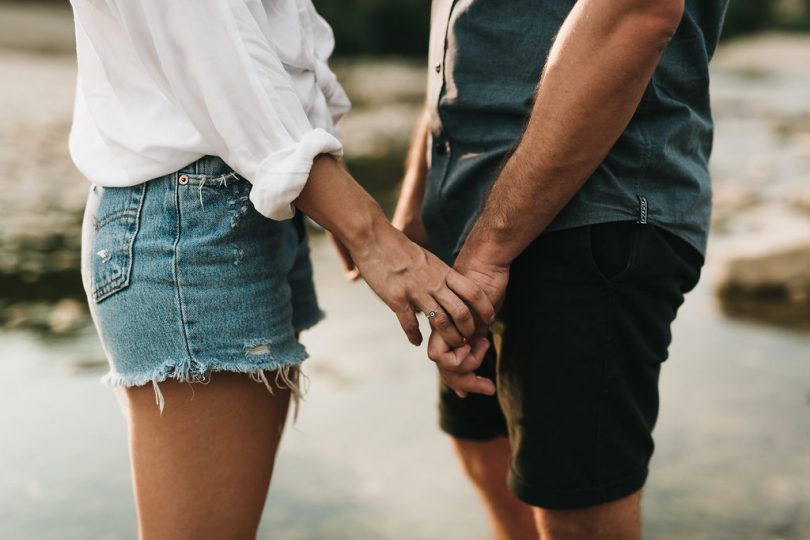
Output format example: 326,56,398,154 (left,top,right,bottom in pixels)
0,1,809,538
